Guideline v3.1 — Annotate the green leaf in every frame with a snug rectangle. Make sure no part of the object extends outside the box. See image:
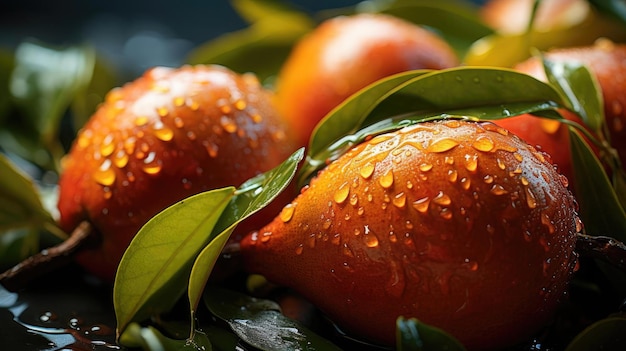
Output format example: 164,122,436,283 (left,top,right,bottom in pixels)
186,7,313,82
565,316,626,351
204,288,342,351
8,41,95,170
463,9,626,67
380,0,493,58
542,57,604,132
0,227,39,271
188,148,304,313
302,67,566,185
0,48,15,123
10,42,95,138
114,187,236,335
0,153,55,232
396,316,466,351
232,0,307,24
569,127,626,242
119,323,213,351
